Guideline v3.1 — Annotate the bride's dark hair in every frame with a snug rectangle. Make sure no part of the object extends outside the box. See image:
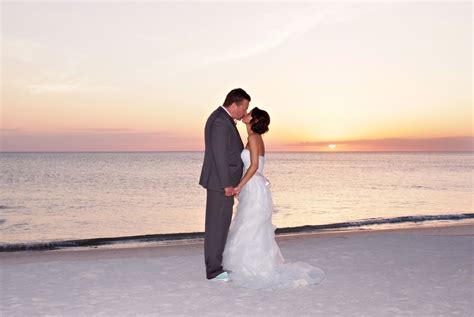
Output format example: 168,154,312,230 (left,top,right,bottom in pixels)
250,107,270,135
